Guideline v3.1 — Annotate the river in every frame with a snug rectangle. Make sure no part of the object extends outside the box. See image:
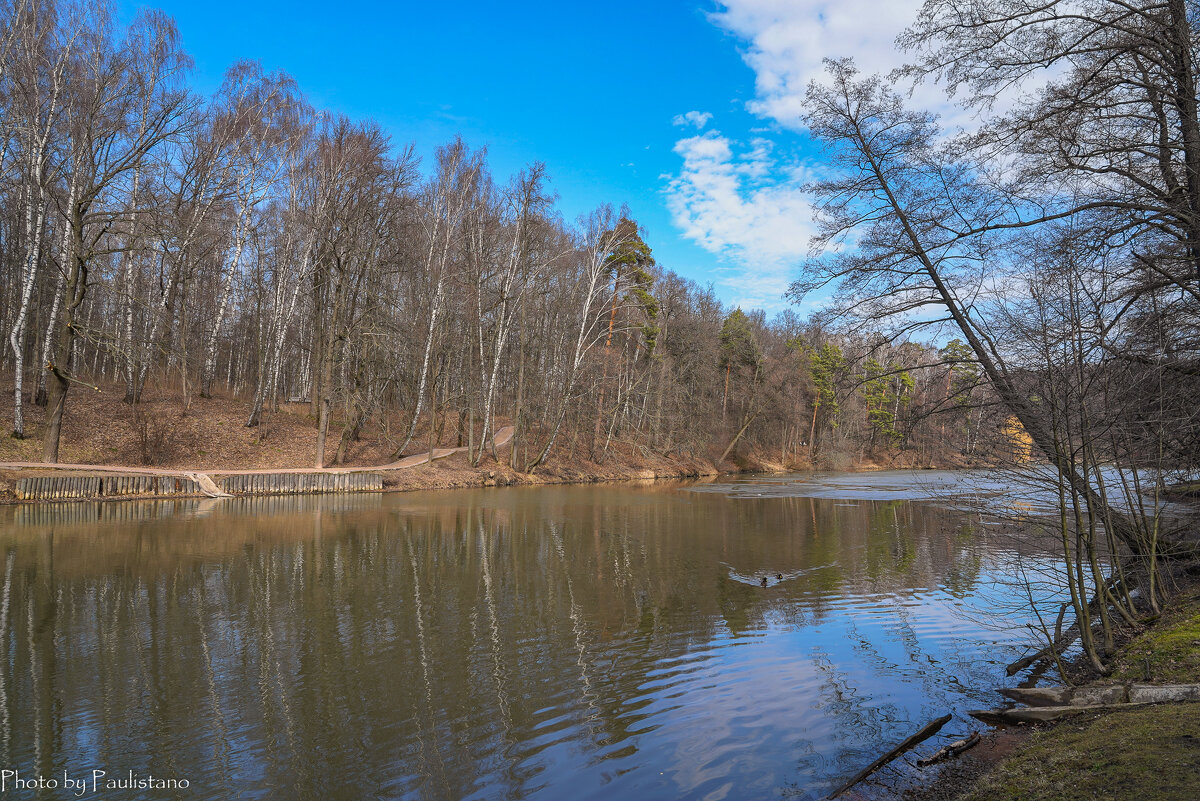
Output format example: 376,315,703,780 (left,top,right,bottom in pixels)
0,471,1056,800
